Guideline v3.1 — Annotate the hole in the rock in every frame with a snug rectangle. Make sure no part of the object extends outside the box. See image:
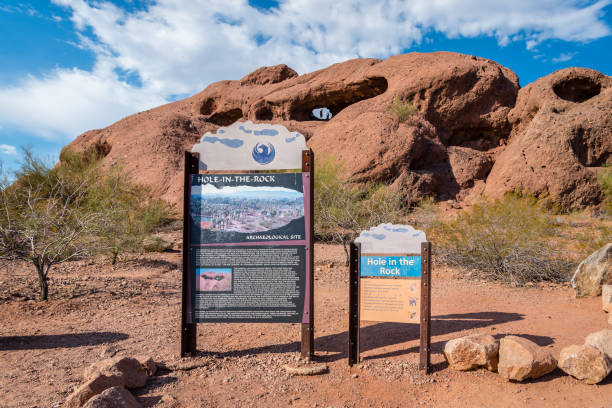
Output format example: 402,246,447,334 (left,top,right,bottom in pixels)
553,76,601,103
447,129,500,151
207,108,243,126
255,107,273,121
289,76,388,121
310,108,332,120
199,98,217,115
